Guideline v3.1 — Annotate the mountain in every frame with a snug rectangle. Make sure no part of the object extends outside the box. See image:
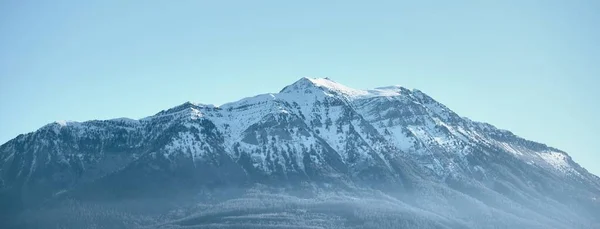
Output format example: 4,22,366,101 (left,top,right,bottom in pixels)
1,77,599,229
